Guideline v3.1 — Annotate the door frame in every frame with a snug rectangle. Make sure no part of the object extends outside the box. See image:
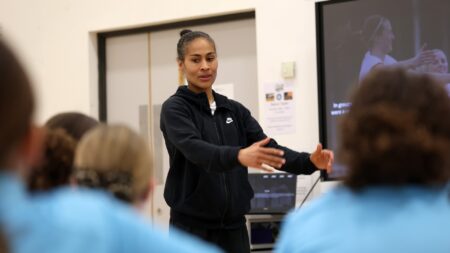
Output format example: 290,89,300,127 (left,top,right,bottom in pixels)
97,11,255,121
